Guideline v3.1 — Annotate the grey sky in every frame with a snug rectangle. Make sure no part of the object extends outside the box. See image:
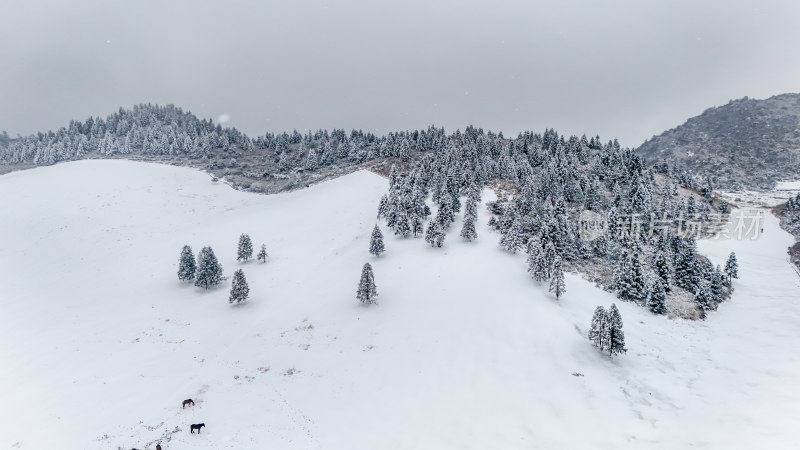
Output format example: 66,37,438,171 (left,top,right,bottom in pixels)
2,0,799,146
